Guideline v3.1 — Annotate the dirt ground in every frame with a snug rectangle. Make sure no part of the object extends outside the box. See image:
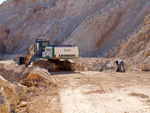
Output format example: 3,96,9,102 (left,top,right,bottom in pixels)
27,71,150,113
